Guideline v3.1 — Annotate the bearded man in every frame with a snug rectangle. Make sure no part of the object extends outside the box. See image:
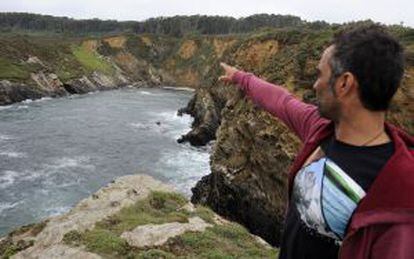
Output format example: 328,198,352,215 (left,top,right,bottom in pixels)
219,25,414,258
